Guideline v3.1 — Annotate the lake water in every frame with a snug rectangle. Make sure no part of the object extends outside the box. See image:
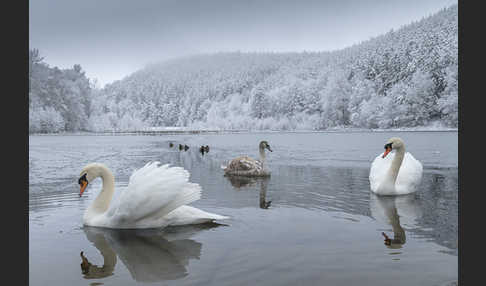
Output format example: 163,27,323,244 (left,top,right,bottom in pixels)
29,131,458,286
